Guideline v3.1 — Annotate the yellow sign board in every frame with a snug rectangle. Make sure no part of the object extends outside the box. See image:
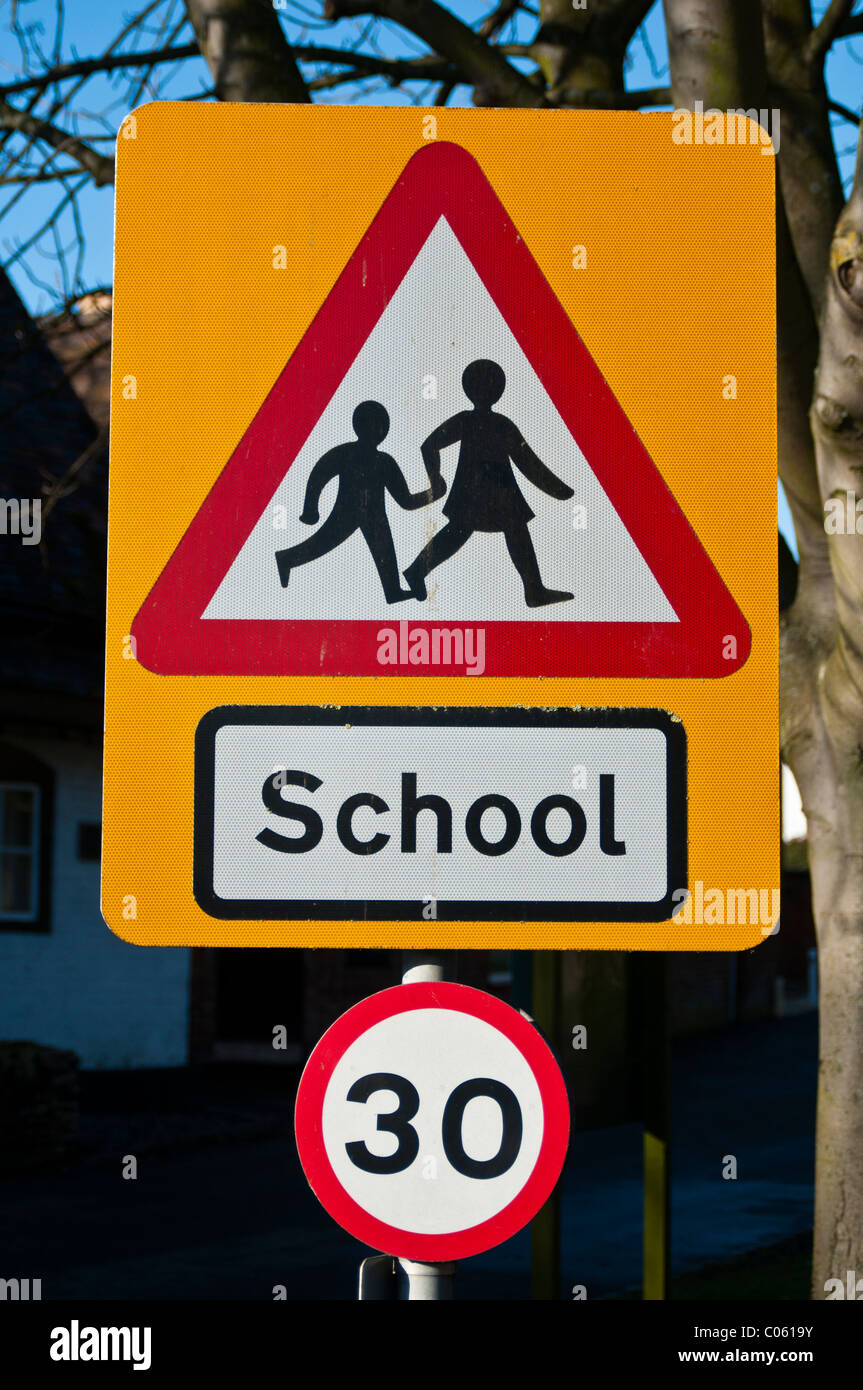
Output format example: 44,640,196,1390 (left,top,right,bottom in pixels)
103,103,778,950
